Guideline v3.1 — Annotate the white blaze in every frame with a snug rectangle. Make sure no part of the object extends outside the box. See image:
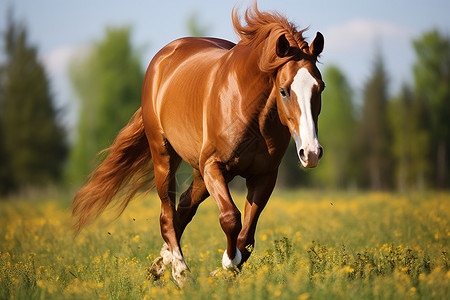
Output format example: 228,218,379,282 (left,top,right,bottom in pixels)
291,68,321,166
